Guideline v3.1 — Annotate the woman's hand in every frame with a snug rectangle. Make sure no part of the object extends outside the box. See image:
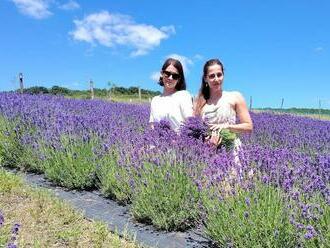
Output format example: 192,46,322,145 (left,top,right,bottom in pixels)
205,133,222,147
209,123,230,132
